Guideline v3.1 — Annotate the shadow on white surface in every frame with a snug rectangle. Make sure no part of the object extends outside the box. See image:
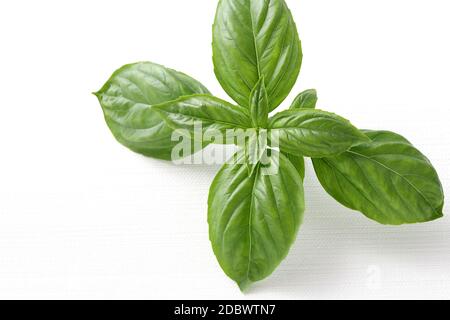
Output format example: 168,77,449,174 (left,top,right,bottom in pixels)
250,182,448,298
